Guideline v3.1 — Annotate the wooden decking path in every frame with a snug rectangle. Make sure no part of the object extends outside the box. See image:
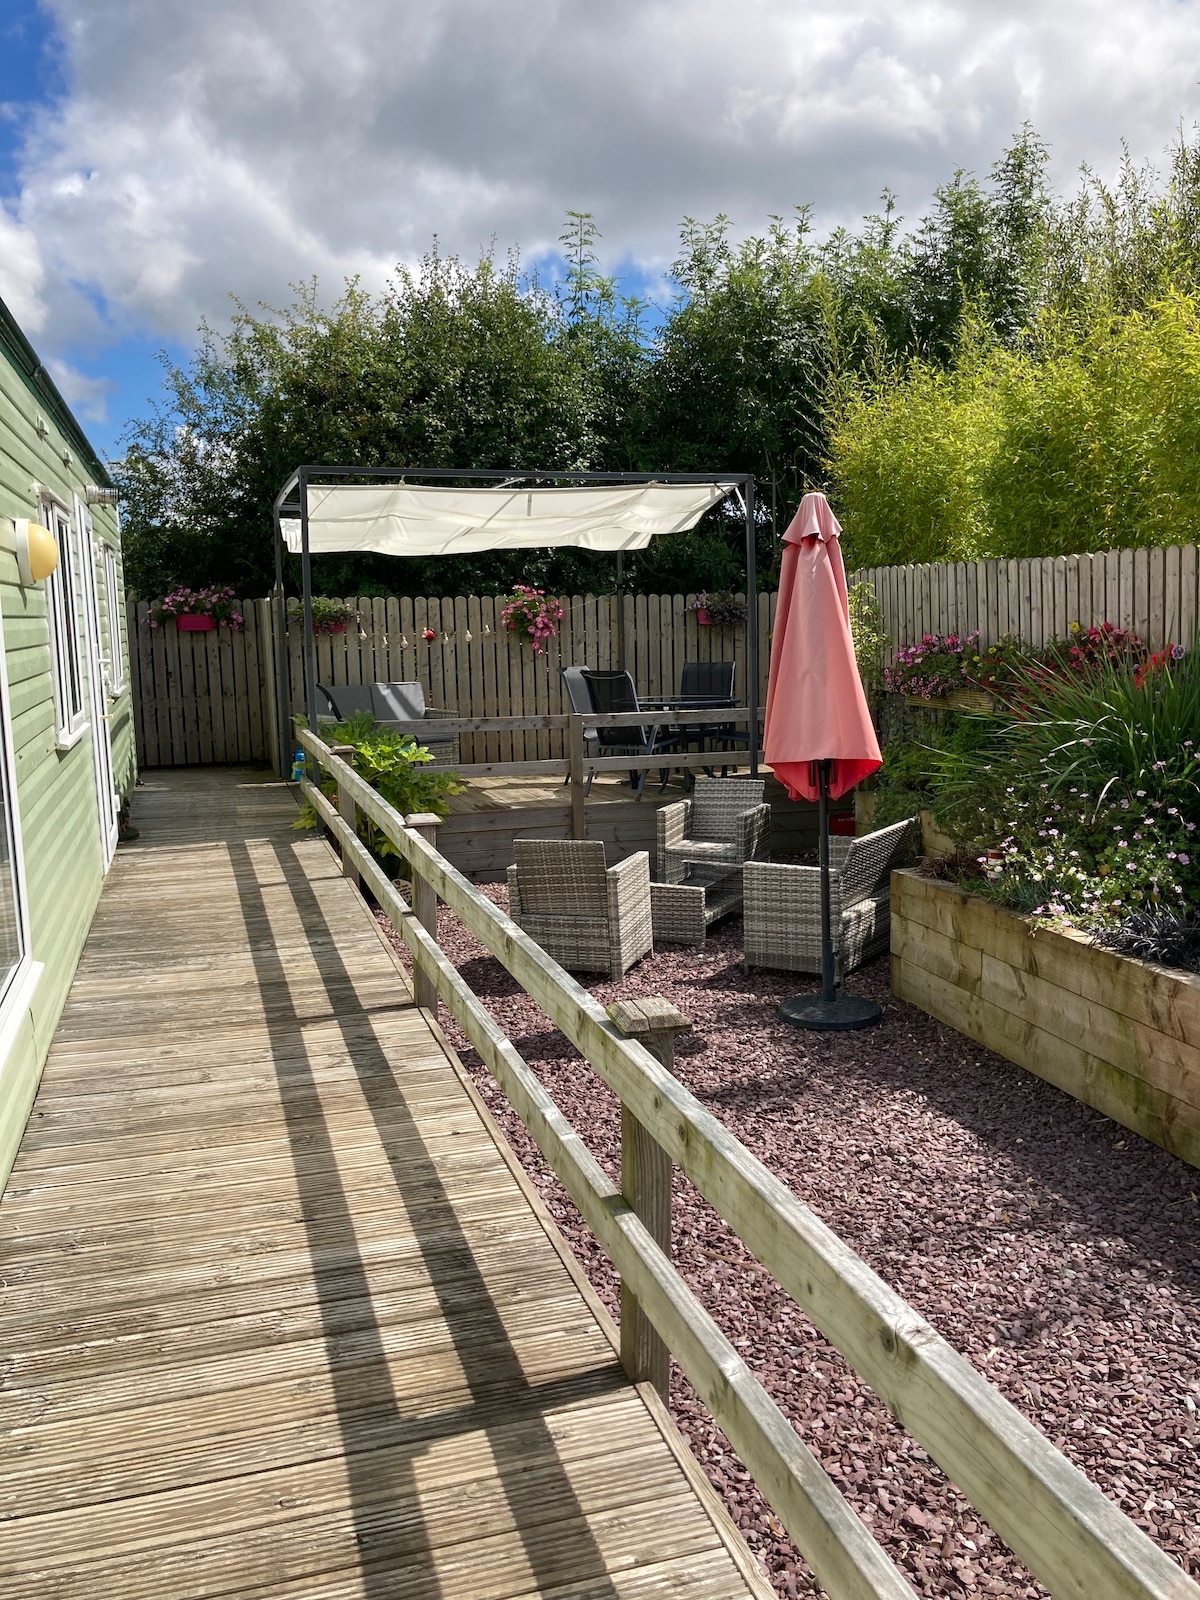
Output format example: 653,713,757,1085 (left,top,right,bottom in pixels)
0,768,771,1600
